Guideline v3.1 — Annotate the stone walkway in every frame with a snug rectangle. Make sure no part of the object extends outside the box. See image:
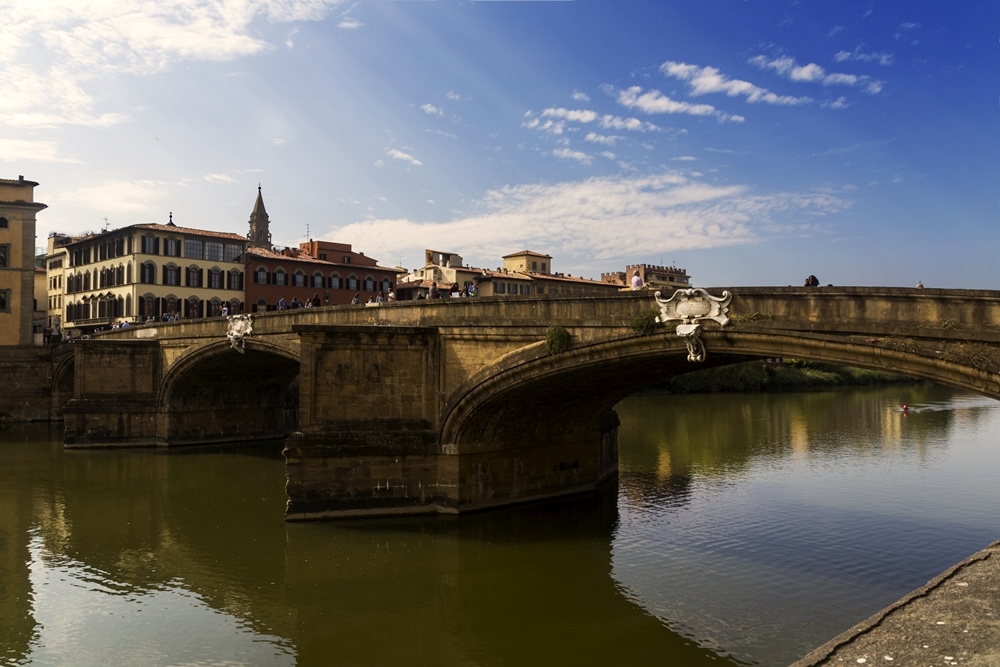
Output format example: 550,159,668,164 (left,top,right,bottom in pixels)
792,540,1000,667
